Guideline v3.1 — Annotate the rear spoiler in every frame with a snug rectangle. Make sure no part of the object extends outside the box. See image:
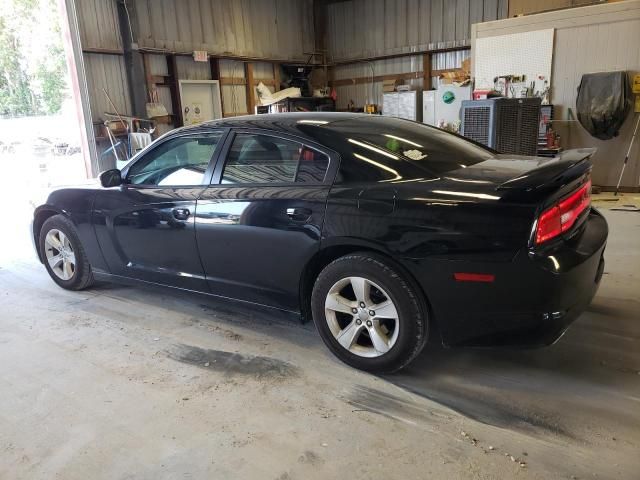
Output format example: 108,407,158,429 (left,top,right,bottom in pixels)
497,148,596,192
